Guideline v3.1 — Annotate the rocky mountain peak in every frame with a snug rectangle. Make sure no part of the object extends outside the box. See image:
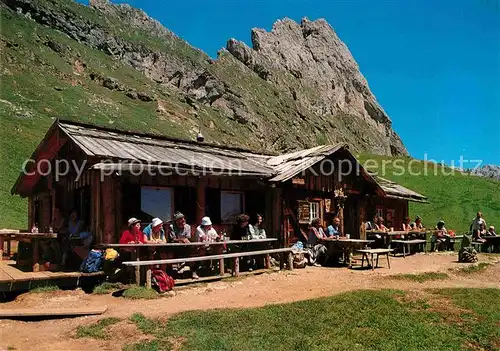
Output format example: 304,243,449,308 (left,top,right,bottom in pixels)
227,17,405,155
